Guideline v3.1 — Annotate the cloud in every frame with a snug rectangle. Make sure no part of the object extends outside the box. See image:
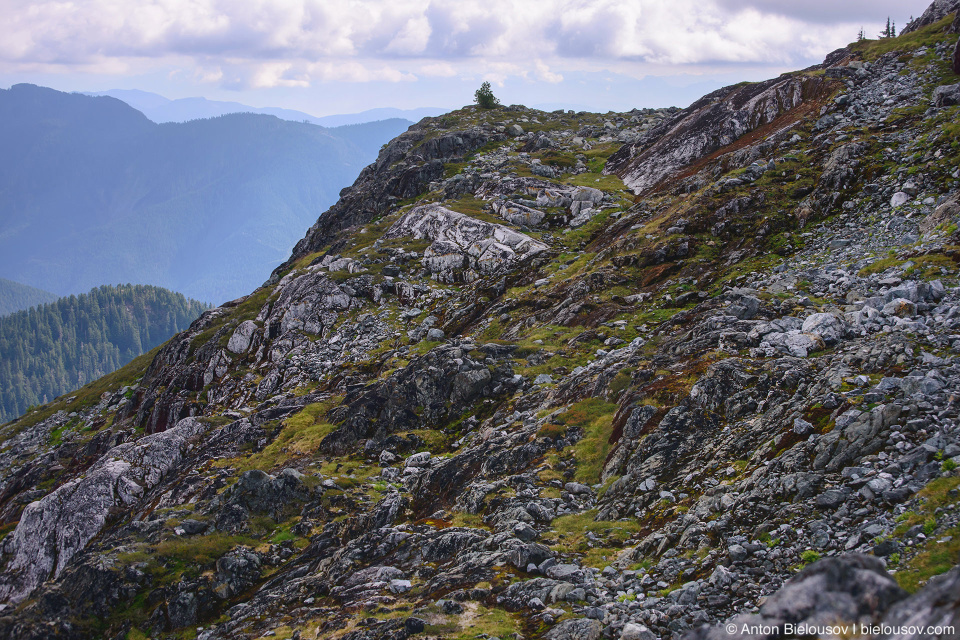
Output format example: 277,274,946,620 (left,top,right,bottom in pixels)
0,0,938,90
711,0,933,25
248,62,310,88
419,61,457,77
383,16,432,55
535,60,564,84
